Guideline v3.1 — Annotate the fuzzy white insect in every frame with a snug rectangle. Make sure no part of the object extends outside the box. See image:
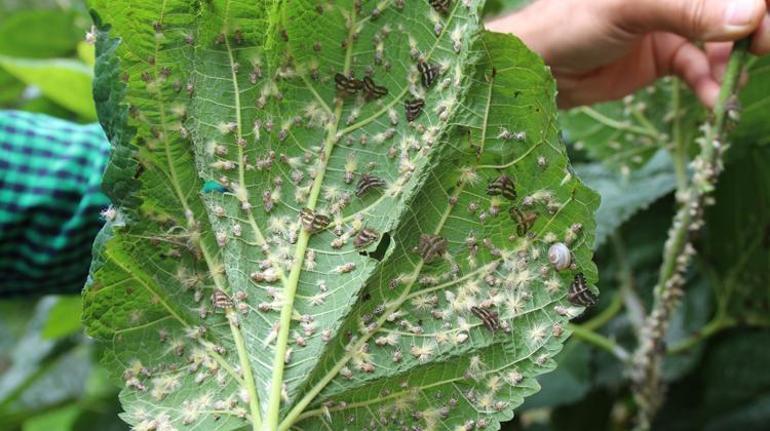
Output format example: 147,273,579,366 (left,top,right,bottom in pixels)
548,242,572,271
